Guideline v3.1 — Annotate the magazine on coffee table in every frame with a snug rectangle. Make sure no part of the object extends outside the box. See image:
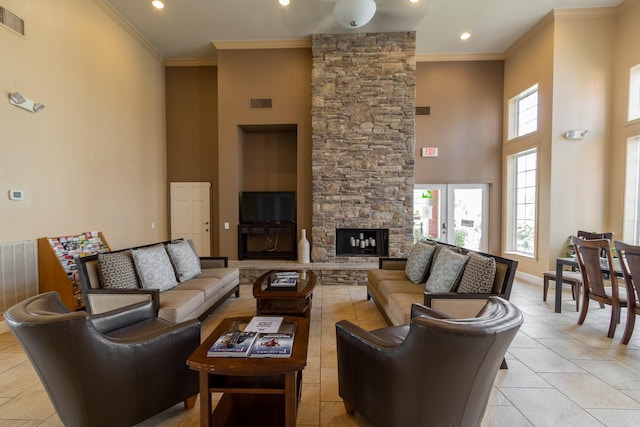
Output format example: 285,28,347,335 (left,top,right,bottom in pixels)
207,330,258,357
249,332,295,358
244,316,283,333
